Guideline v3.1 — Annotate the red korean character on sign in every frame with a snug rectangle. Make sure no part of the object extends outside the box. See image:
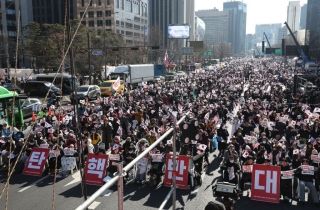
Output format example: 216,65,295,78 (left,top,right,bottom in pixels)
23,148,50,176
85,153,109,186
251,164,281,203
164,155,189,189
